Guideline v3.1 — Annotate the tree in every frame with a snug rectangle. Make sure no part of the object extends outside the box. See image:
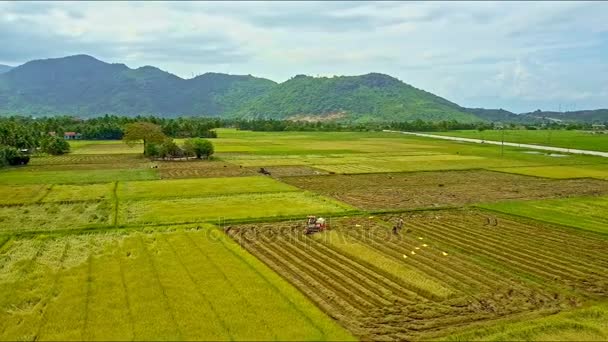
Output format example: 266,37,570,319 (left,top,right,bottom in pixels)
144,142,160,158
123,122,166,153
183,138,214,159
158,139,183,159
40,136,70,155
